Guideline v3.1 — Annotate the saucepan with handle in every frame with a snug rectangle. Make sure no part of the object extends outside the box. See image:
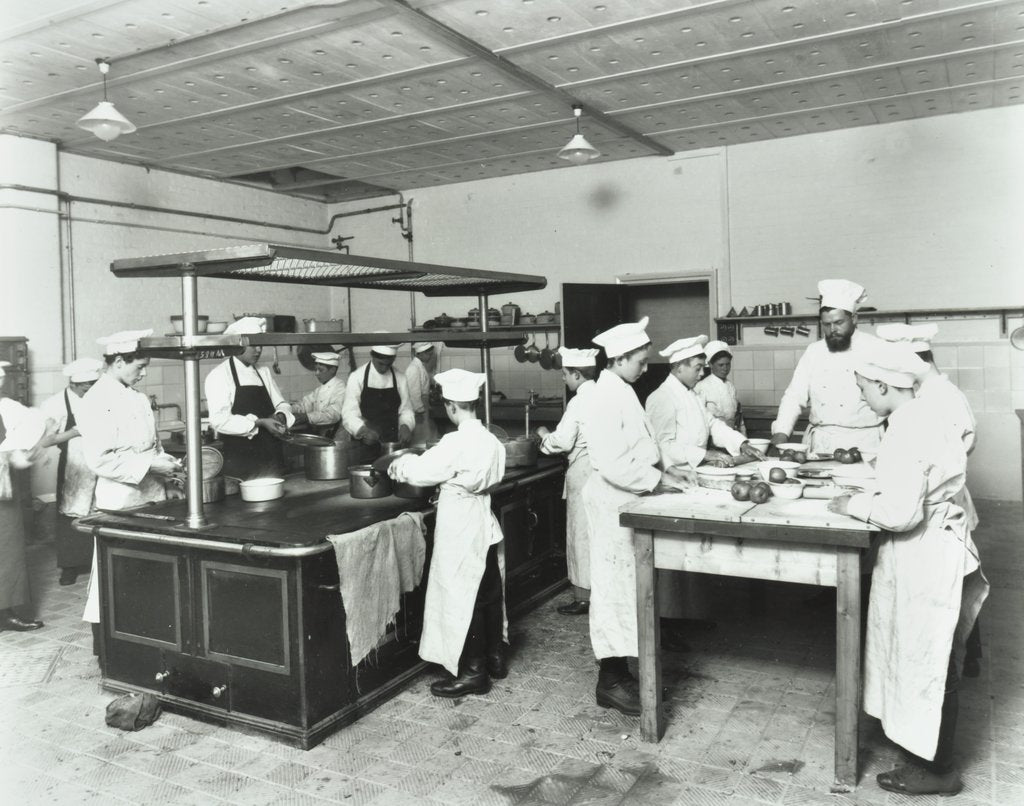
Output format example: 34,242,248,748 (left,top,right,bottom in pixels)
514,334,533,363
539,333,554,370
